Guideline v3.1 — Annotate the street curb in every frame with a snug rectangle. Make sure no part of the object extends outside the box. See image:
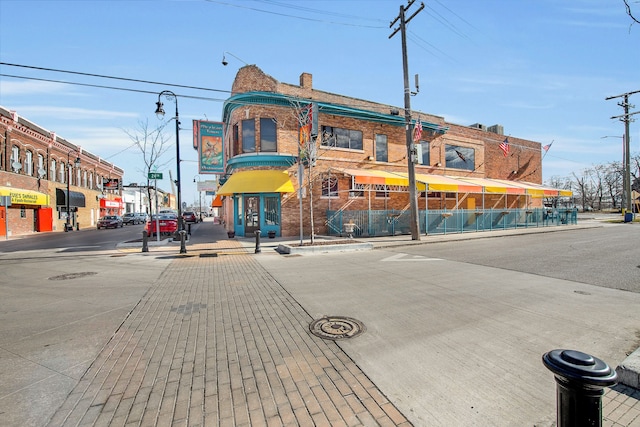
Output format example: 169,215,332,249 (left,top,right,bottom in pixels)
276,241,374,255
616,348,640,389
